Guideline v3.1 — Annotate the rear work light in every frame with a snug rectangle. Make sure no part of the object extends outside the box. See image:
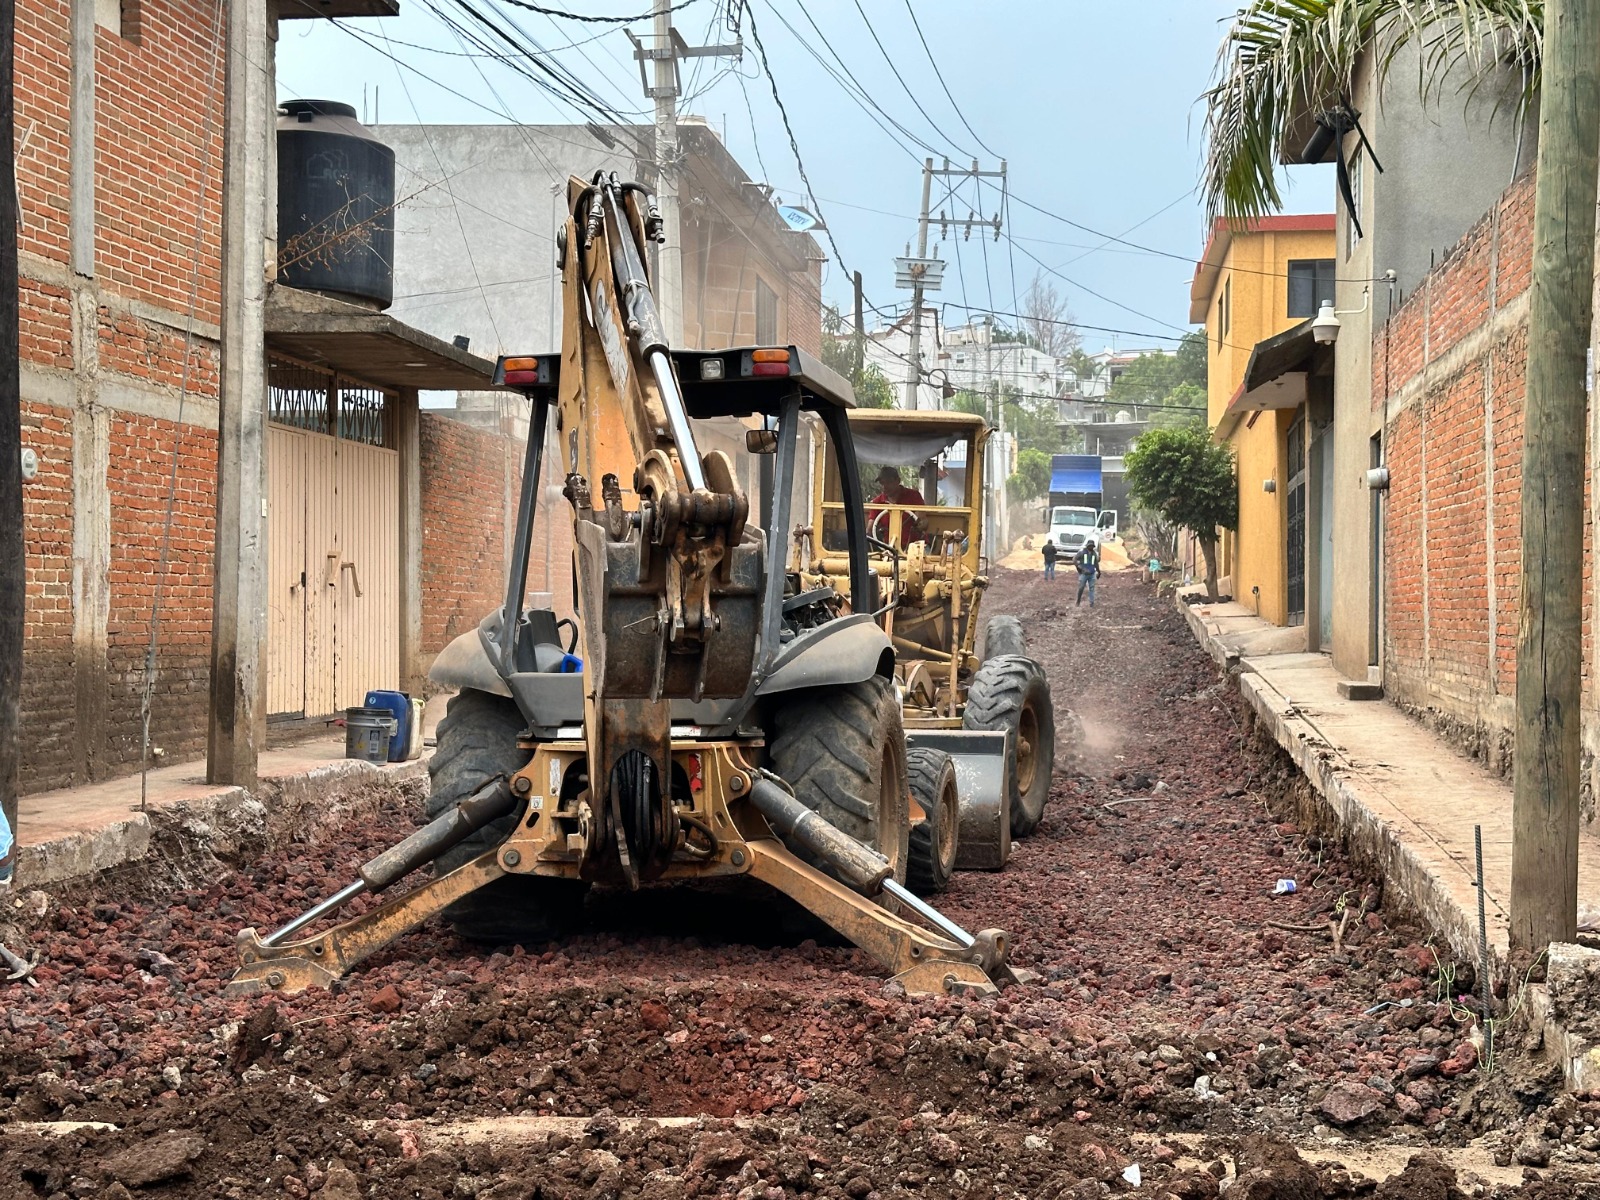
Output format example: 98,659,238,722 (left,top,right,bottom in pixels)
745,348,791,378
502,356,541,386
699,357,726,381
